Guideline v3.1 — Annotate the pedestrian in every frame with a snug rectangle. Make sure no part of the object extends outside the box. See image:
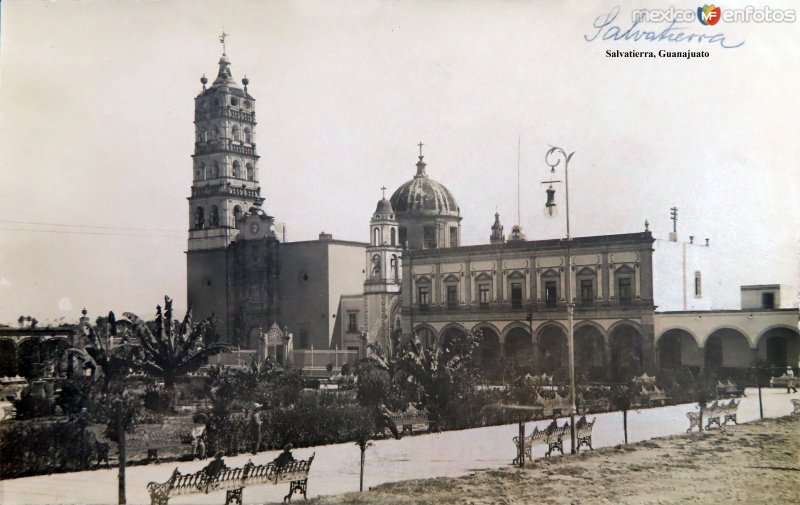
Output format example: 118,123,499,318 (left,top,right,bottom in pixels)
786,366,797,394
202,451,227,479
376,403,401,440
272,443,295,469
249,409,262,455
